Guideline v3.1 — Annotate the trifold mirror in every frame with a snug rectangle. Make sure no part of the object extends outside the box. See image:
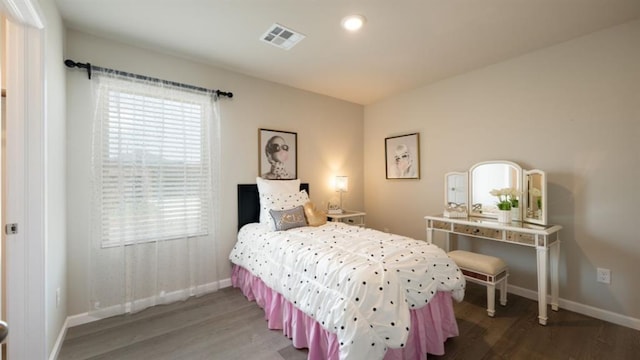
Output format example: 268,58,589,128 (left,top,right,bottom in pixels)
444,160,547,225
